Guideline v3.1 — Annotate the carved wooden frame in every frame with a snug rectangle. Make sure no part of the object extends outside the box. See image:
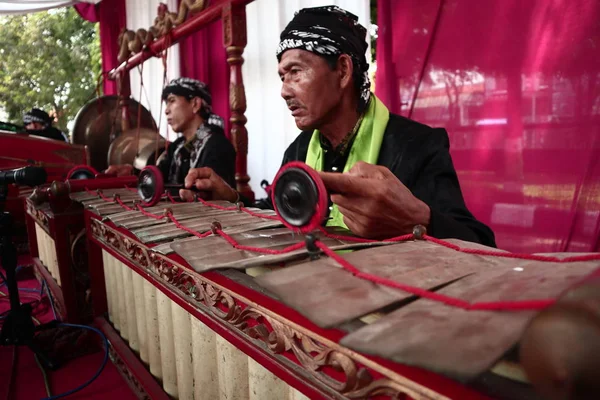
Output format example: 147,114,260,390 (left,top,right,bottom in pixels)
89,218,447,400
